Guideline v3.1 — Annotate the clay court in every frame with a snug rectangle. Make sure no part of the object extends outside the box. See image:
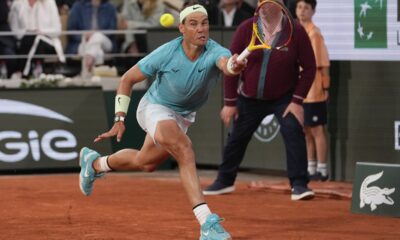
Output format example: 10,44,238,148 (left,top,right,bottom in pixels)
1,170,399,240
